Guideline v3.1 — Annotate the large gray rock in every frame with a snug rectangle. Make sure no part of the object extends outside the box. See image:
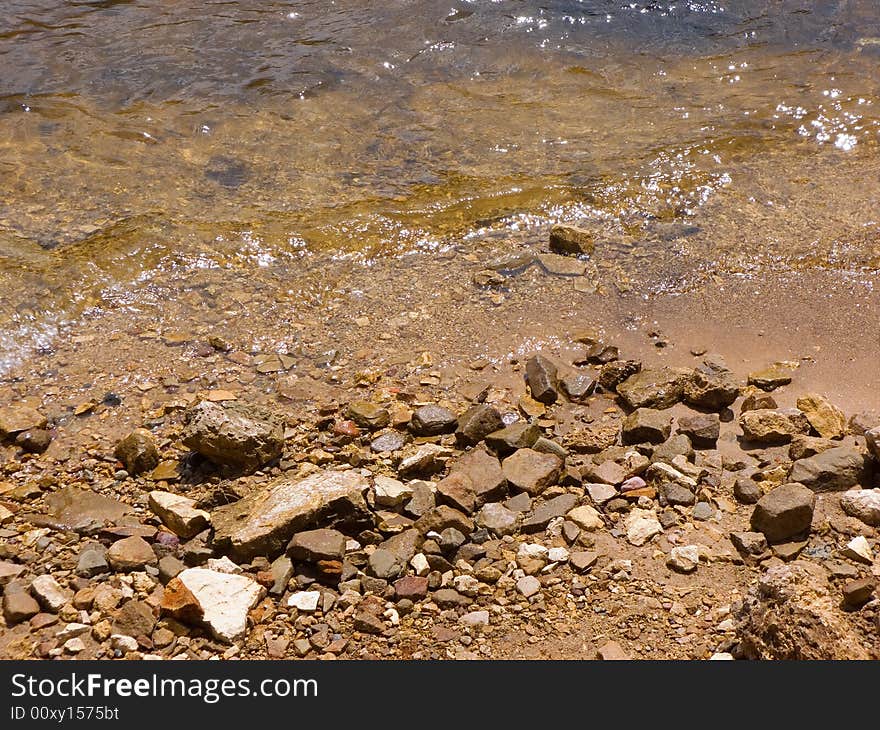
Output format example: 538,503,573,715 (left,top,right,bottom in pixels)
182,400,284,472
616,367,692,410
788,445,868,492
750,483,815,542
212,470,370,560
